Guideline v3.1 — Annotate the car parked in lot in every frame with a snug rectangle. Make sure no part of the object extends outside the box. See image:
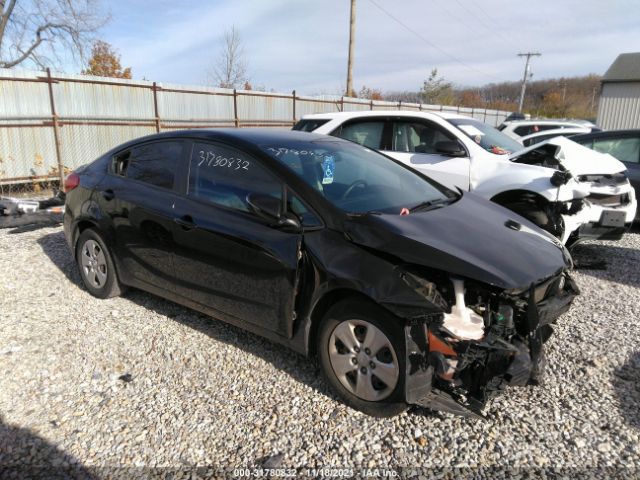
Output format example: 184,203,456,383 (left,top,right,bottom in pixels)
64,129,578,418
296,111,637,245
498,119,600,140
572,129,640,220
519,127,592,147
